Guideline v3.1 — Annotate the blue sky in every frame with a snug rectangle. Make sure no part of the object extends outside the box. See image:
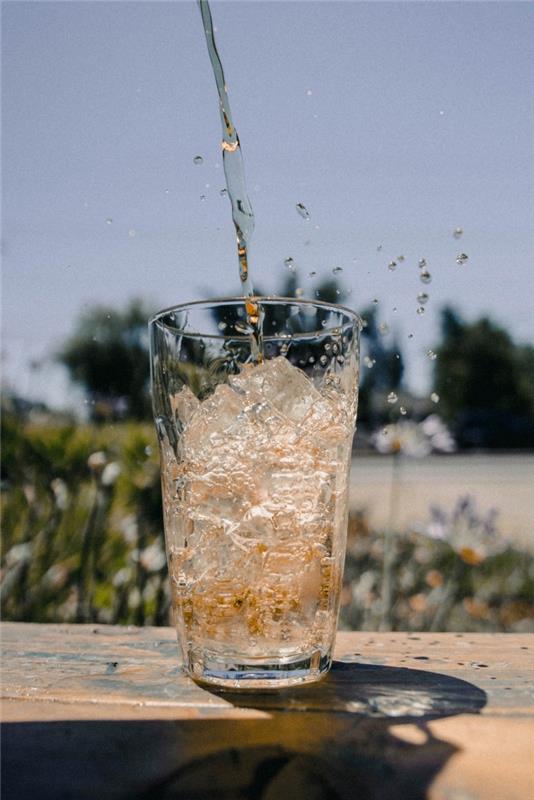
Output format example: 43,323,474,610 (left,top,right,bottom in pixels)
2,1,534,407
